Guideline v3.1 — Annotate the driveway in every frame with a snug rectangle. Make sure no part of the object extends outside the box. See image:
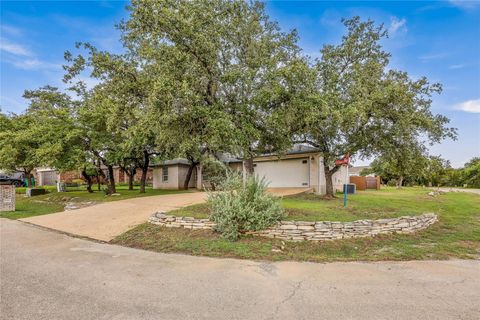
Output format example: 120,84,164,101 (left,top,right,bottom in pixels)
19,188,308,241
1,219,479,320
20,192,207,241
434,187,480,195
